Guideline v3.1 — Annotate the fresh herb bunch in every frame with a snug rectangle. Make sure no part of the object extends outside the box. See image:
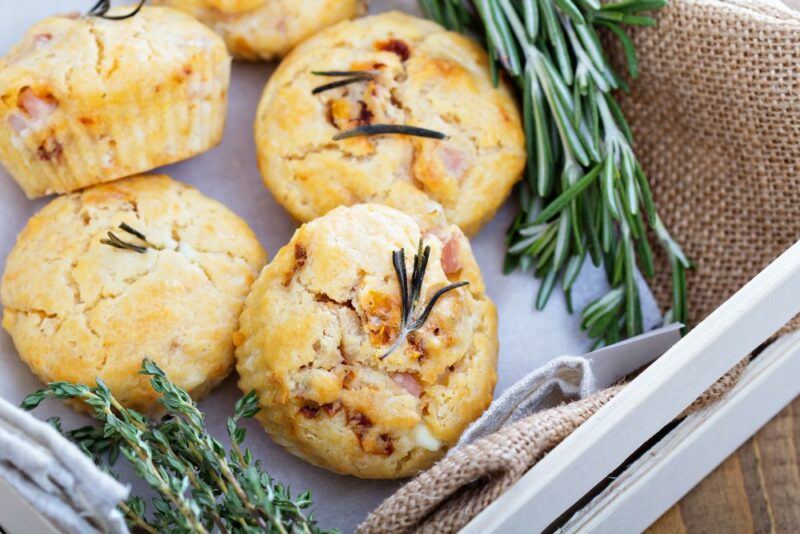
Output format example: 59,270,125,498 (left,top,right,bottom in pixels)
420,0,690,346
23,360,332,534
